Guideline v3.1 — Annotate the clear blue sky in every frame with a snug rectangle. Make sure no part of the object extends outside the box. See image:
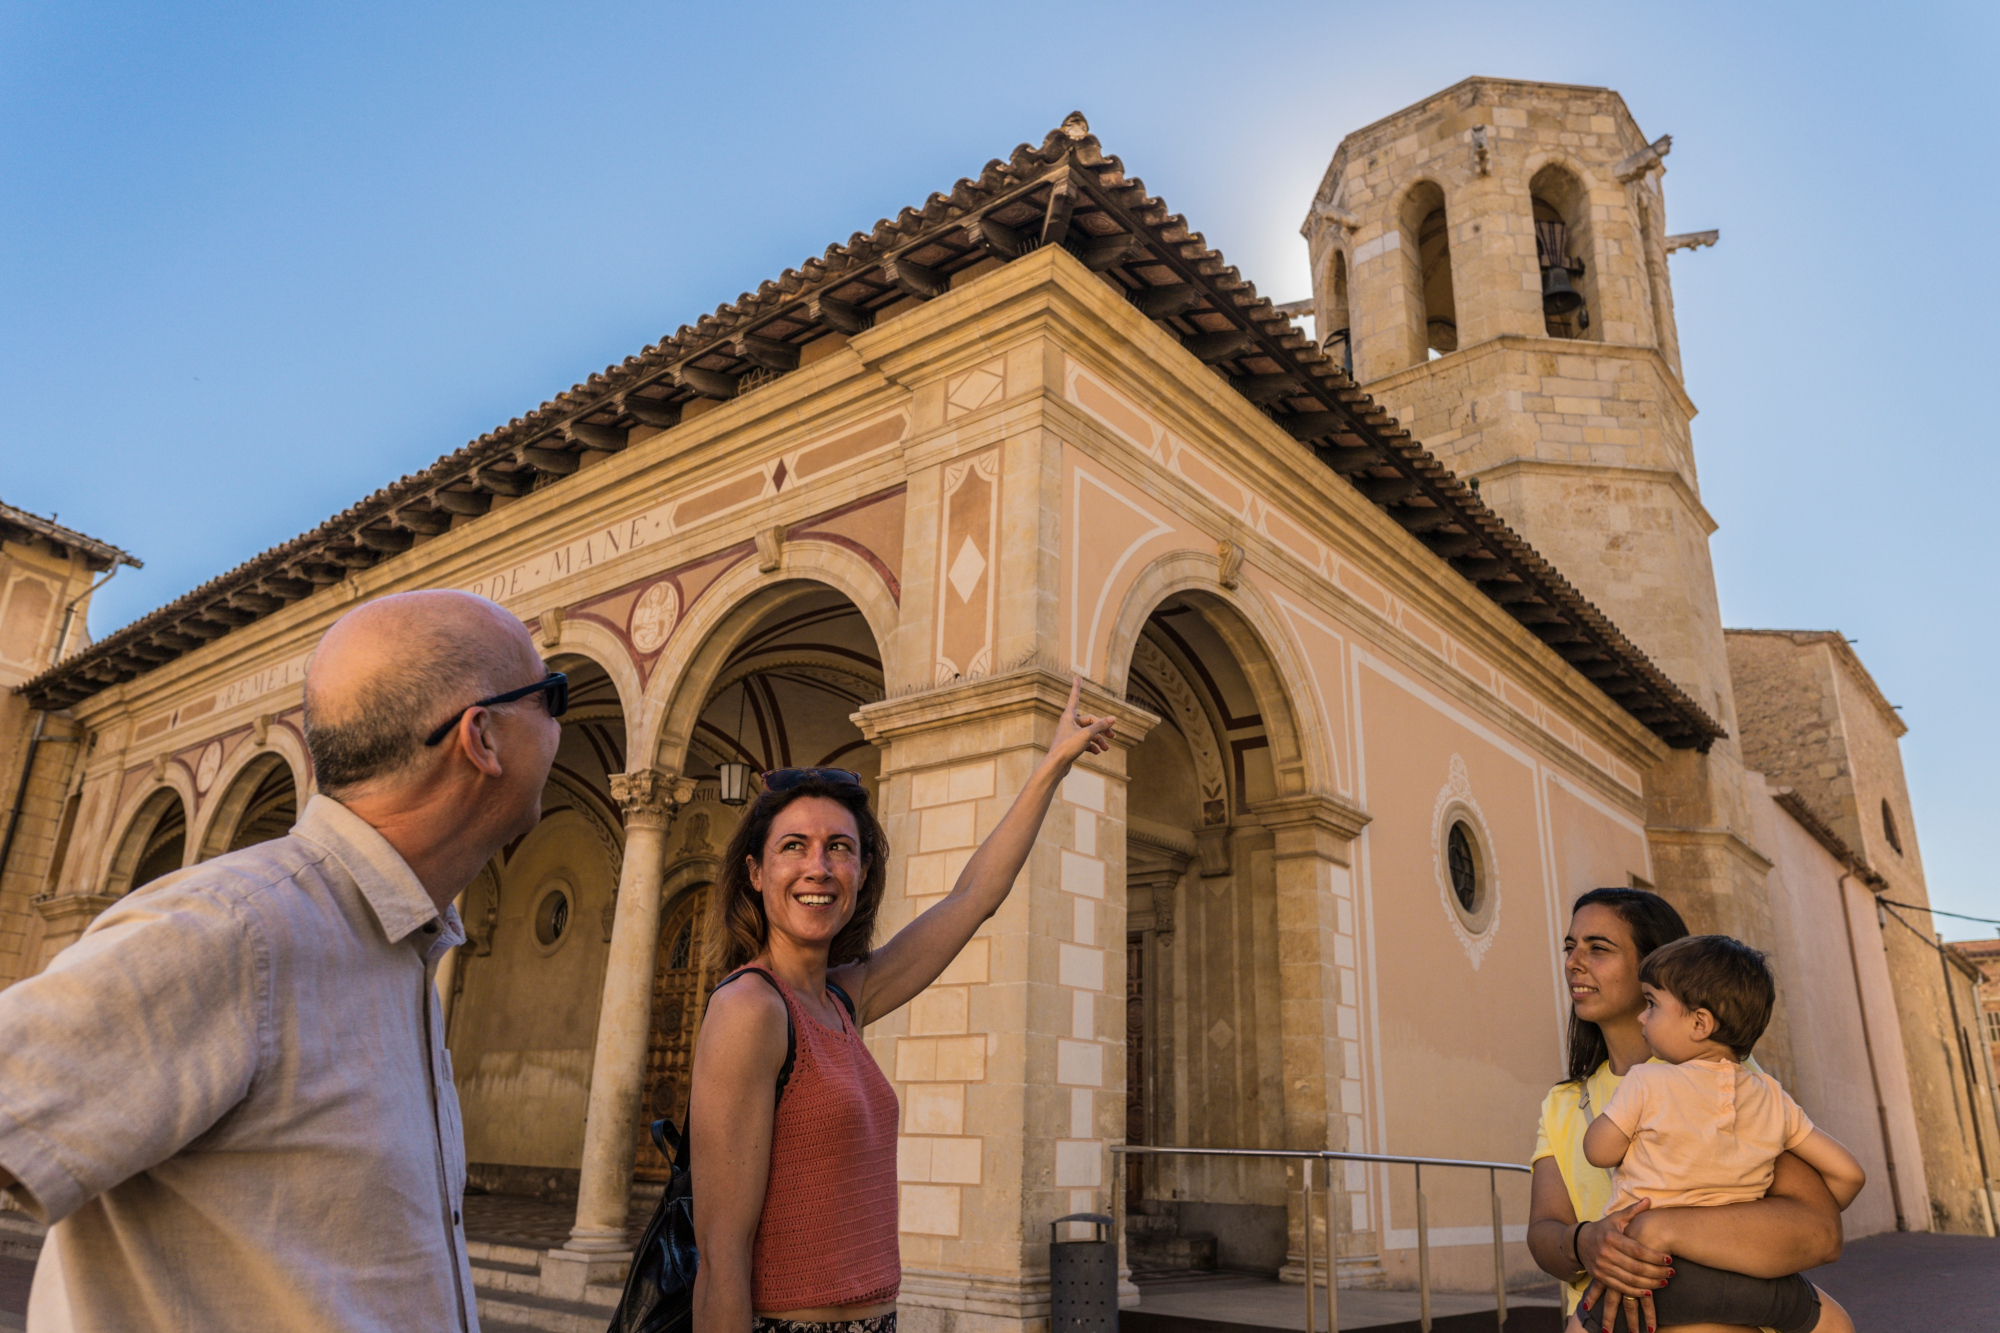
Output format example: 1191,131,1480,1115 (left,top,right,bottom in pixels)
5,2,1995,928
